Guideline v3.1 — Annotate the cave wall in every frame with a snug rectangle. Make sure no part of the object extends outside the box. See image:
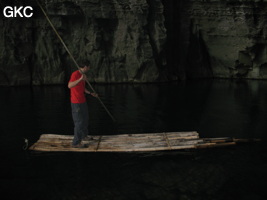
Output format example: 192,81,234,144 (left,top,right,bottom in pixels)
1,0,267,85
0,0,167,85
188,0,267,79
